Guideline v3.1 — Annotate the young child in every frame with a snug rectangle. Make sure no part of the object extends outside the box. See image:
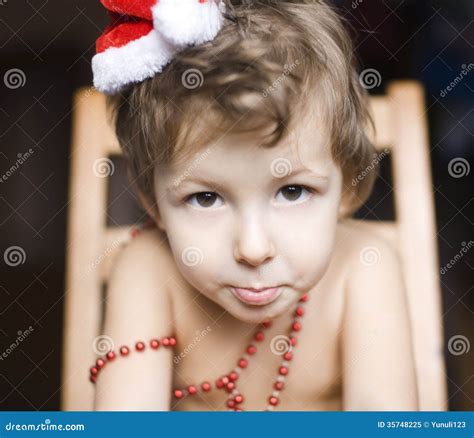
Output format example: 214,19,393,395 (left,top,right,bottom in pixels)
90,0,418,411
